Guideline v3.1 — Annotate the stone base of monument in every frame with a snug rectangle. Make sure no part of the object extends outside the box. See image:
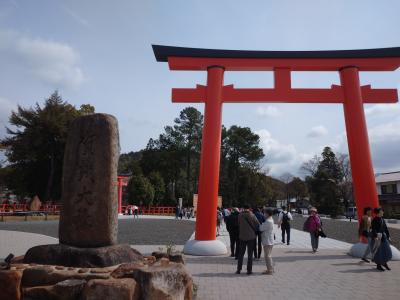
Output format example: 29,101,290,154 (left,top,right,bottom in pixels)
348,242,400,261
23,244,143,268
183,239,227,256
1,251,193,300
